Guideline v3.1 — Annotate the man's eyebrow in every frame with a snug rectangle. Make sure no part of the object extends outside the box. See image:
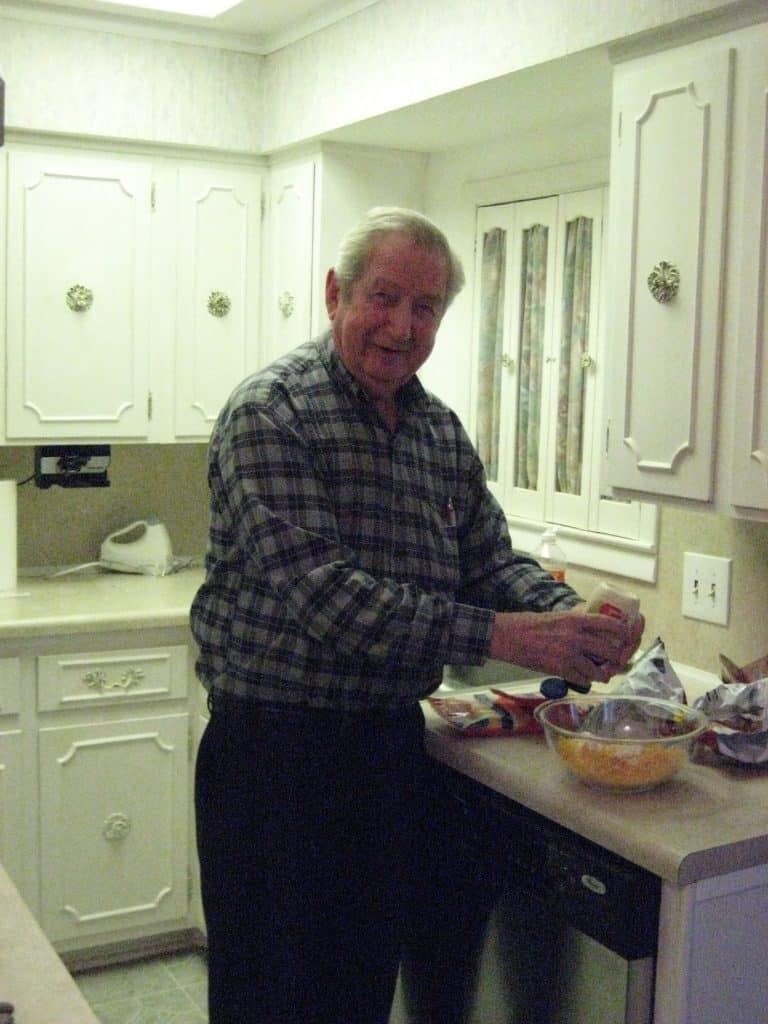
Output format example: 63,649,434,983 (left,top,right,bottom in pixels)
368,277,444,306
